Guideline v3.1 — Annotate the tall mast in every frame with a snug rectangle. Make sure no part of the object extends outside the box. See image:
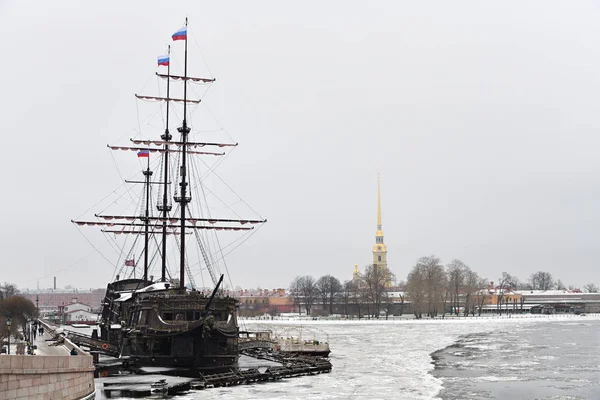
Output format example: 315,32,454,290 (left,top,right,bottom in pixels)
142,157,153,282
177,17,190,291
160,45,172,282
